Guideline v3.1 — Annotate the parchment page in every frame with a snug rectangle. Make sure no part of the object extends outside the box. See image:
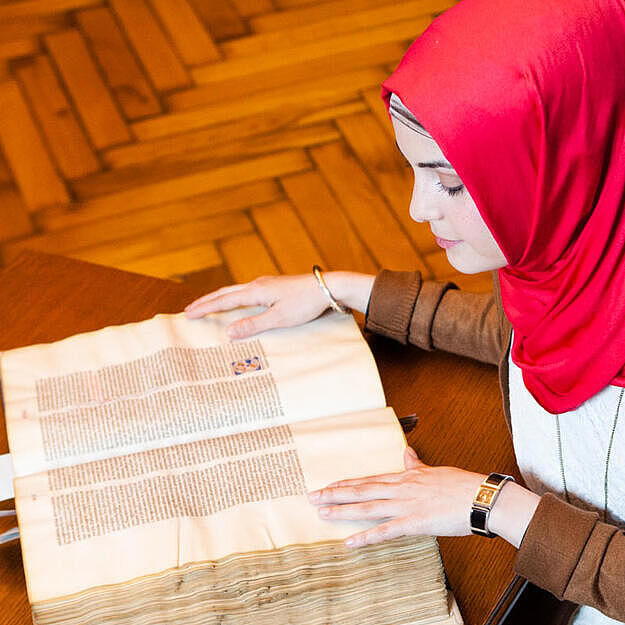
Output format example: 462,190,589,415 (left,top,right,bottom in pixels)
1,309,386,478
15,407,406,604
